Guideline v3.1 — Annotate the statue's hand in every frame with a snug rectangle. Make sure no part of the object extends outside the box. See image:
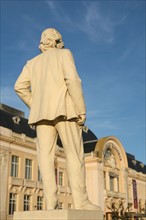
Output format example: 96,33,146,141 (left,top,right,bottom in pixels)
76,114,86,126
